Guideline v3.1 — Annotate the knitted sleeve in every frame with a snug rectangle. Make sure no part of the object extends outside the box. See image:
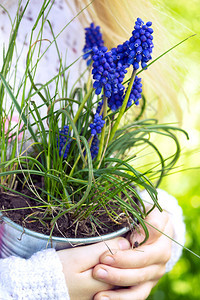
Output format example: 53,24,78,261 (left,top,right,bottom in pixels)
0,249,70,300
140,188,186,272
